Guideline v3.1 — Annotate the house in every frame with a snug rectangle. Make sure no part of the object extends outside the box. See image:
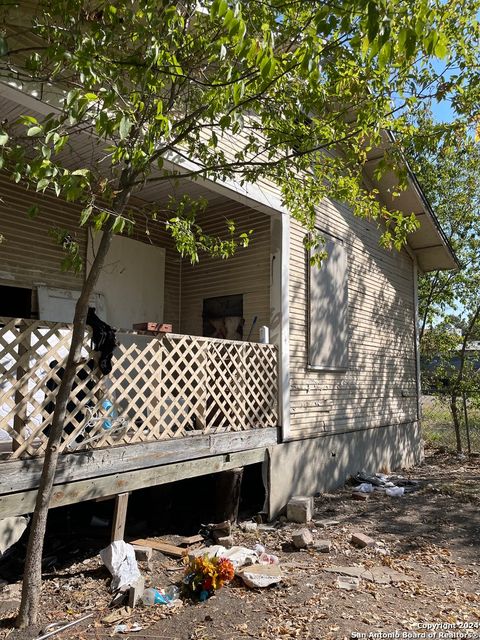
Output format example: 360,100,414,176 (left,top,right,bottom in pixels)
0,73,457,530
